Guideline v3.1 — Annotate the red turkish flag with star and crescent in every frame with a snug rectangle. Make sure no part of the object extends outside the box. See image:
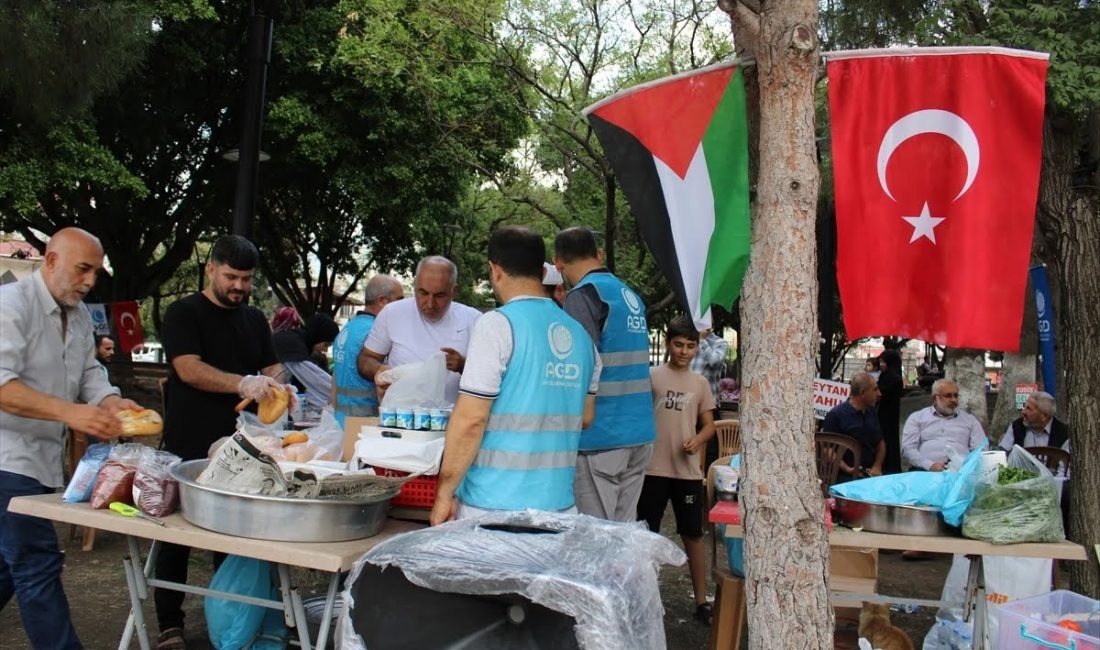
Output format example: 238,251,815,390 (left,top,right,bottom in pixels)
110,300,144,353
827,47,1048,351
